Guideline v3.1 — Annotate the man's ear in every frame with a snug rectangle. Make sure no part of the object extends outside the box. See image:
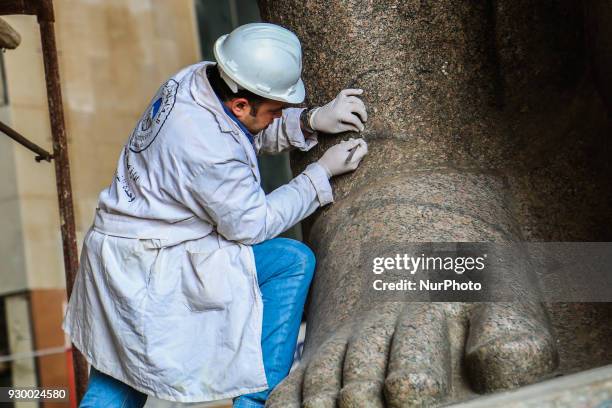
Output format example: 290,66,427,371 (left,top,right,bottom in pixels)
227,97,251,119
